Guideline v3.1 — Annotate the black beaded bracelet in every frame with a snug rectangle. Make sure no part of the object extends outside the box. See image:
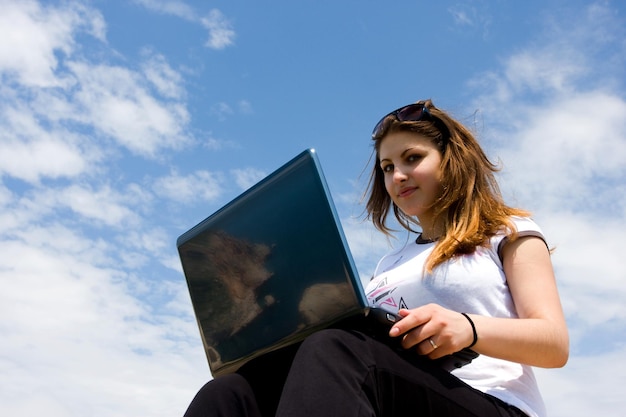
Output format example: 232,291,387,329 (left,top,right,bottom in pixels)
461,313,478,348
